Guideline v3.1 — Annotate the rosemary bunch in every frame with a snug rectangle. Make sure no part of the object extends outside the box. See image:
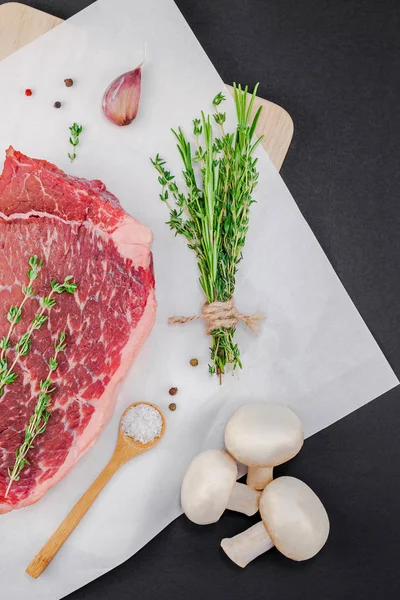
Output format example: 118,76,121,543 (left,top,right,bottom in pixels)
152,83,263,378
5,331,68,497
